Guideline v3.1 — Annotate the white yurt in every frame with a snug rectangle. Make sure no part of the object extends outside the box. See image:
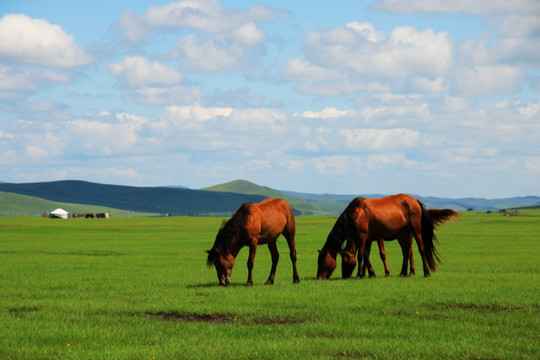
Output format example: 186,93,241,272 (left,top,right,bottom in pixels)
50,208,69,219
